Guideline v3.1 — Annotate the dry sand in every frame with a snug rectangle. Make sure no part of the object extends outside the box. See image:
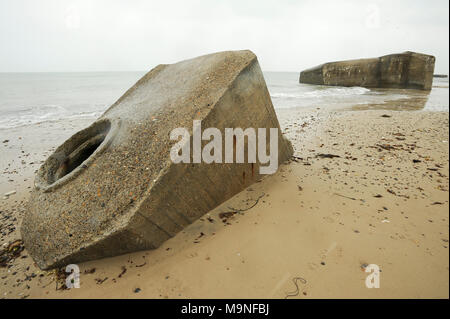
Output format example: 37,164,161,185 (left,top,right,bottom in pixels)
0,108,448,299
